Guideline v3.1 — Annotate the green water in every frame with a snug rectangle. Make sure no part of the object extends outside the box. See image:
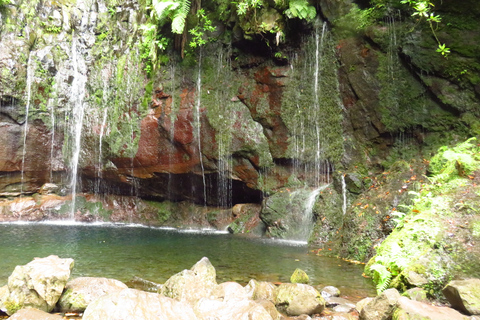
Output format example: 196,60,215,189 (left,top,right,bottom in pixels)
0,222,375,297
